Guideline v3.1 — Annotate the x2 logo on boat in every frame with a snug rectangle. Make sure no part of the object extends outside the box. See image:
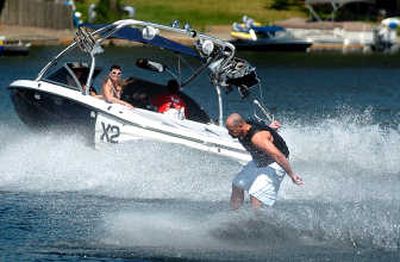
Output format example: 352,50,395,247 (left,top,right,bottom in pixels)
100,122,120,143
